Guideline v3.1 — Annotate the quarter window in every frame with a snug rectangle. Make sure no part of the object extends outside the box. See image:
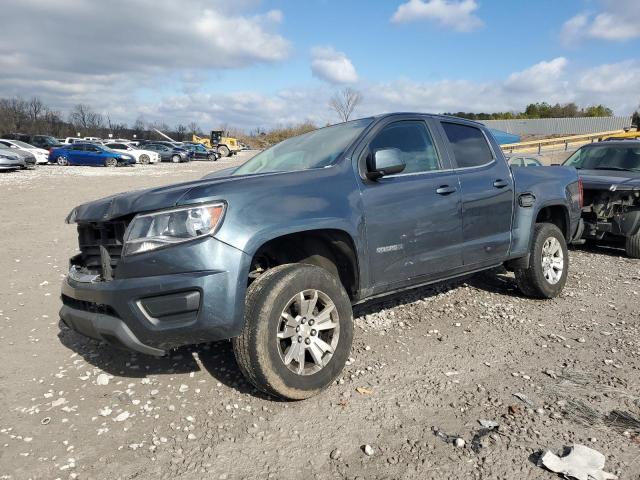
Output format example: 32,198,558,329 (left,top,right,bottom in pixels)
369,121,440,174
442,122,493,168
